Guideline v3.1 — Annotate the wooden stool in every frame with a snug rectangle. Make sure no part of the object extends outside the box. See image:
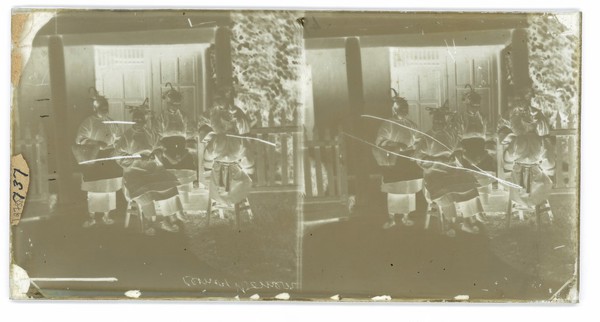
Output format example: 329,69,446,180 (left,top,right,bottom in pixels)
506,199,553,230
124,199,144,233
424,202,444,232
206,197,253,229
124,187,183,233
